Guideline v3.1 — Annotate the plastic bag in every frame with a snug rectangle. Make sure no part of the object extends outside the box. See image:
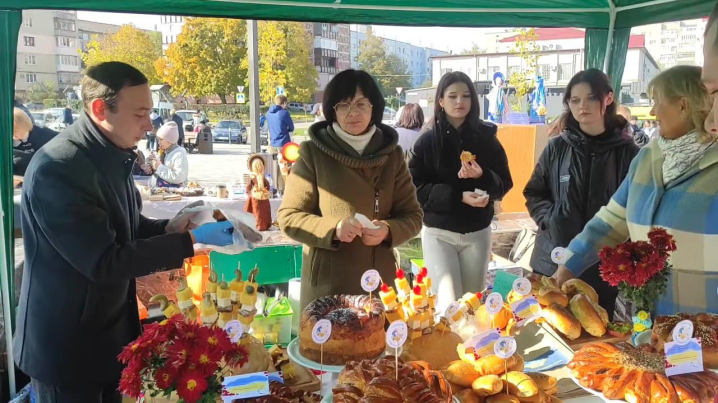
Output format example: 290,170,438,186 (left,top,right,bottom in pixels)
174,200,263,254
